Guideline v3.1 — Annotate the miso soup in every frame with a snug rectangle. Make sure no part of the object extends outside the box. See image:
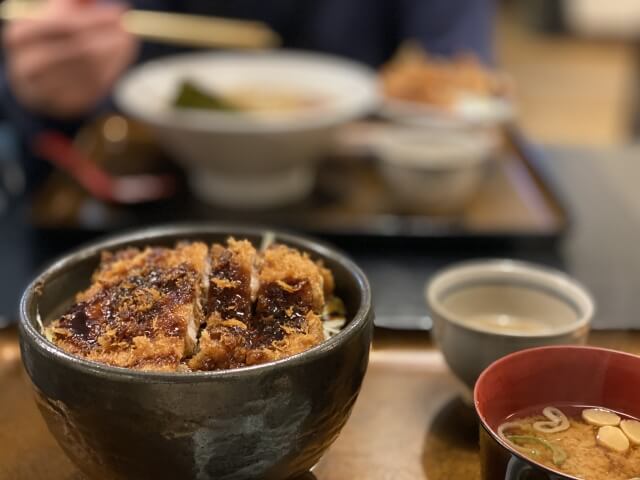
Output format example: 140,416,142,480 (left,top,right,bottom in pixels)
498,405,640,480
